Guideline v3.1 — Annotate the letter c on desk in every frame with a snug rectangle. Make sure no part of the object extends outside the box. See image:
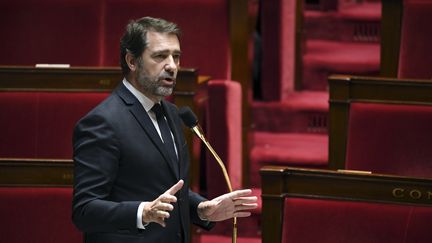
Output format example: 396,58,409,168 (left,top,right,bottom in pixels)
392,188,404,198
